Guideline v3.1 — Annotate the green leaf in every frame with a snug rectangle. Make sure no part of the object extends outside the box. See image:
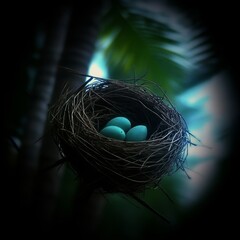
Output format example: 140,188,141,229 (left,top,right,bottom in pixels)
99,1,190,96
98,1,218,96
